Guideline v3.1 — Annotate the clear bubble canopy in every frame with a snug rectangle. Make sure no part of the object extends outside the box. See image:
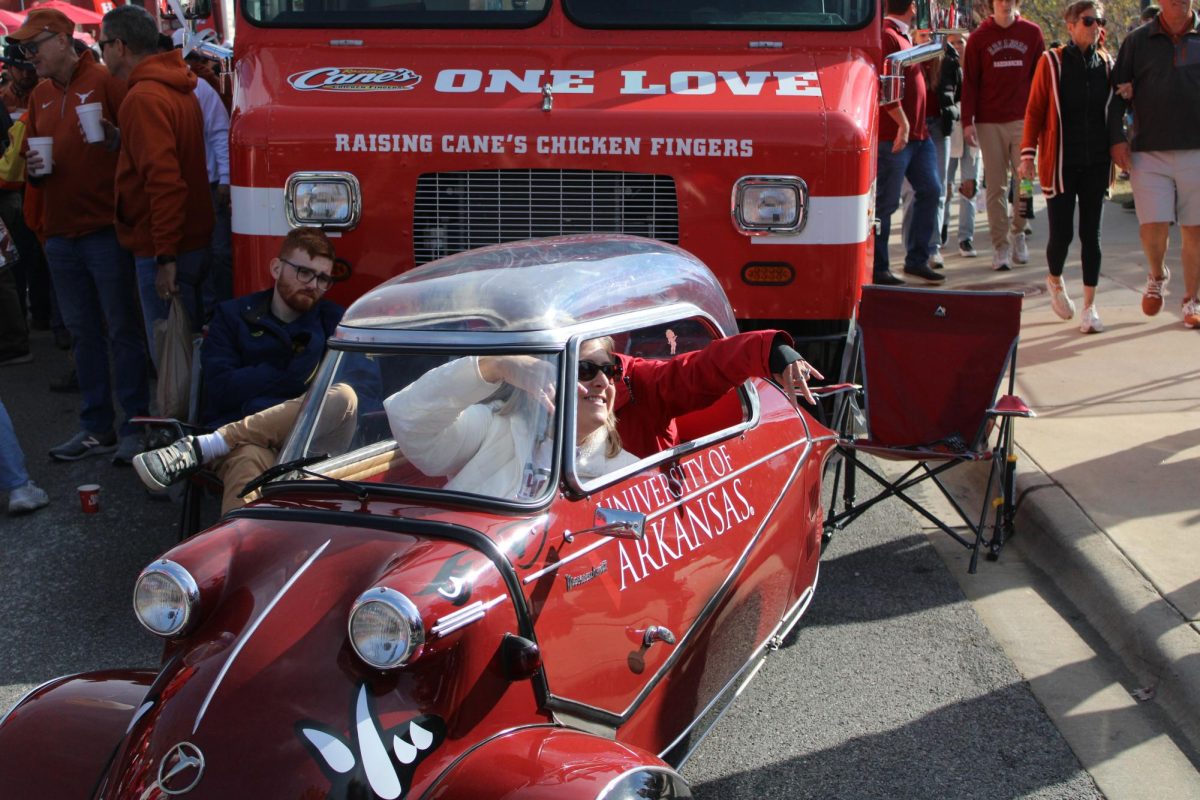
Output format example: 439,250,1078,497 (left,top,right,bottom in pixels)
336,235,738,344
